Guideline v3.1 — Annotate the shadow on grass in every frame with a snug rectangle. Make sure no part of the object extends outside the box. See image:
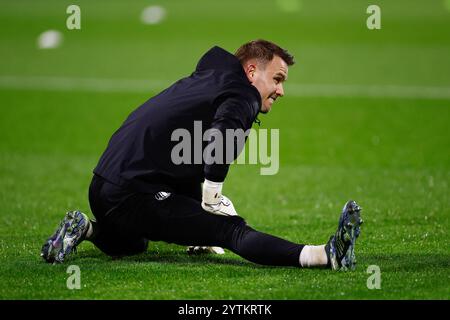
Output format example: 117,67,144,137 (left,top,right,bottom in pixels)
74,248,300,270
360,253,450,272
53,248,450,273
